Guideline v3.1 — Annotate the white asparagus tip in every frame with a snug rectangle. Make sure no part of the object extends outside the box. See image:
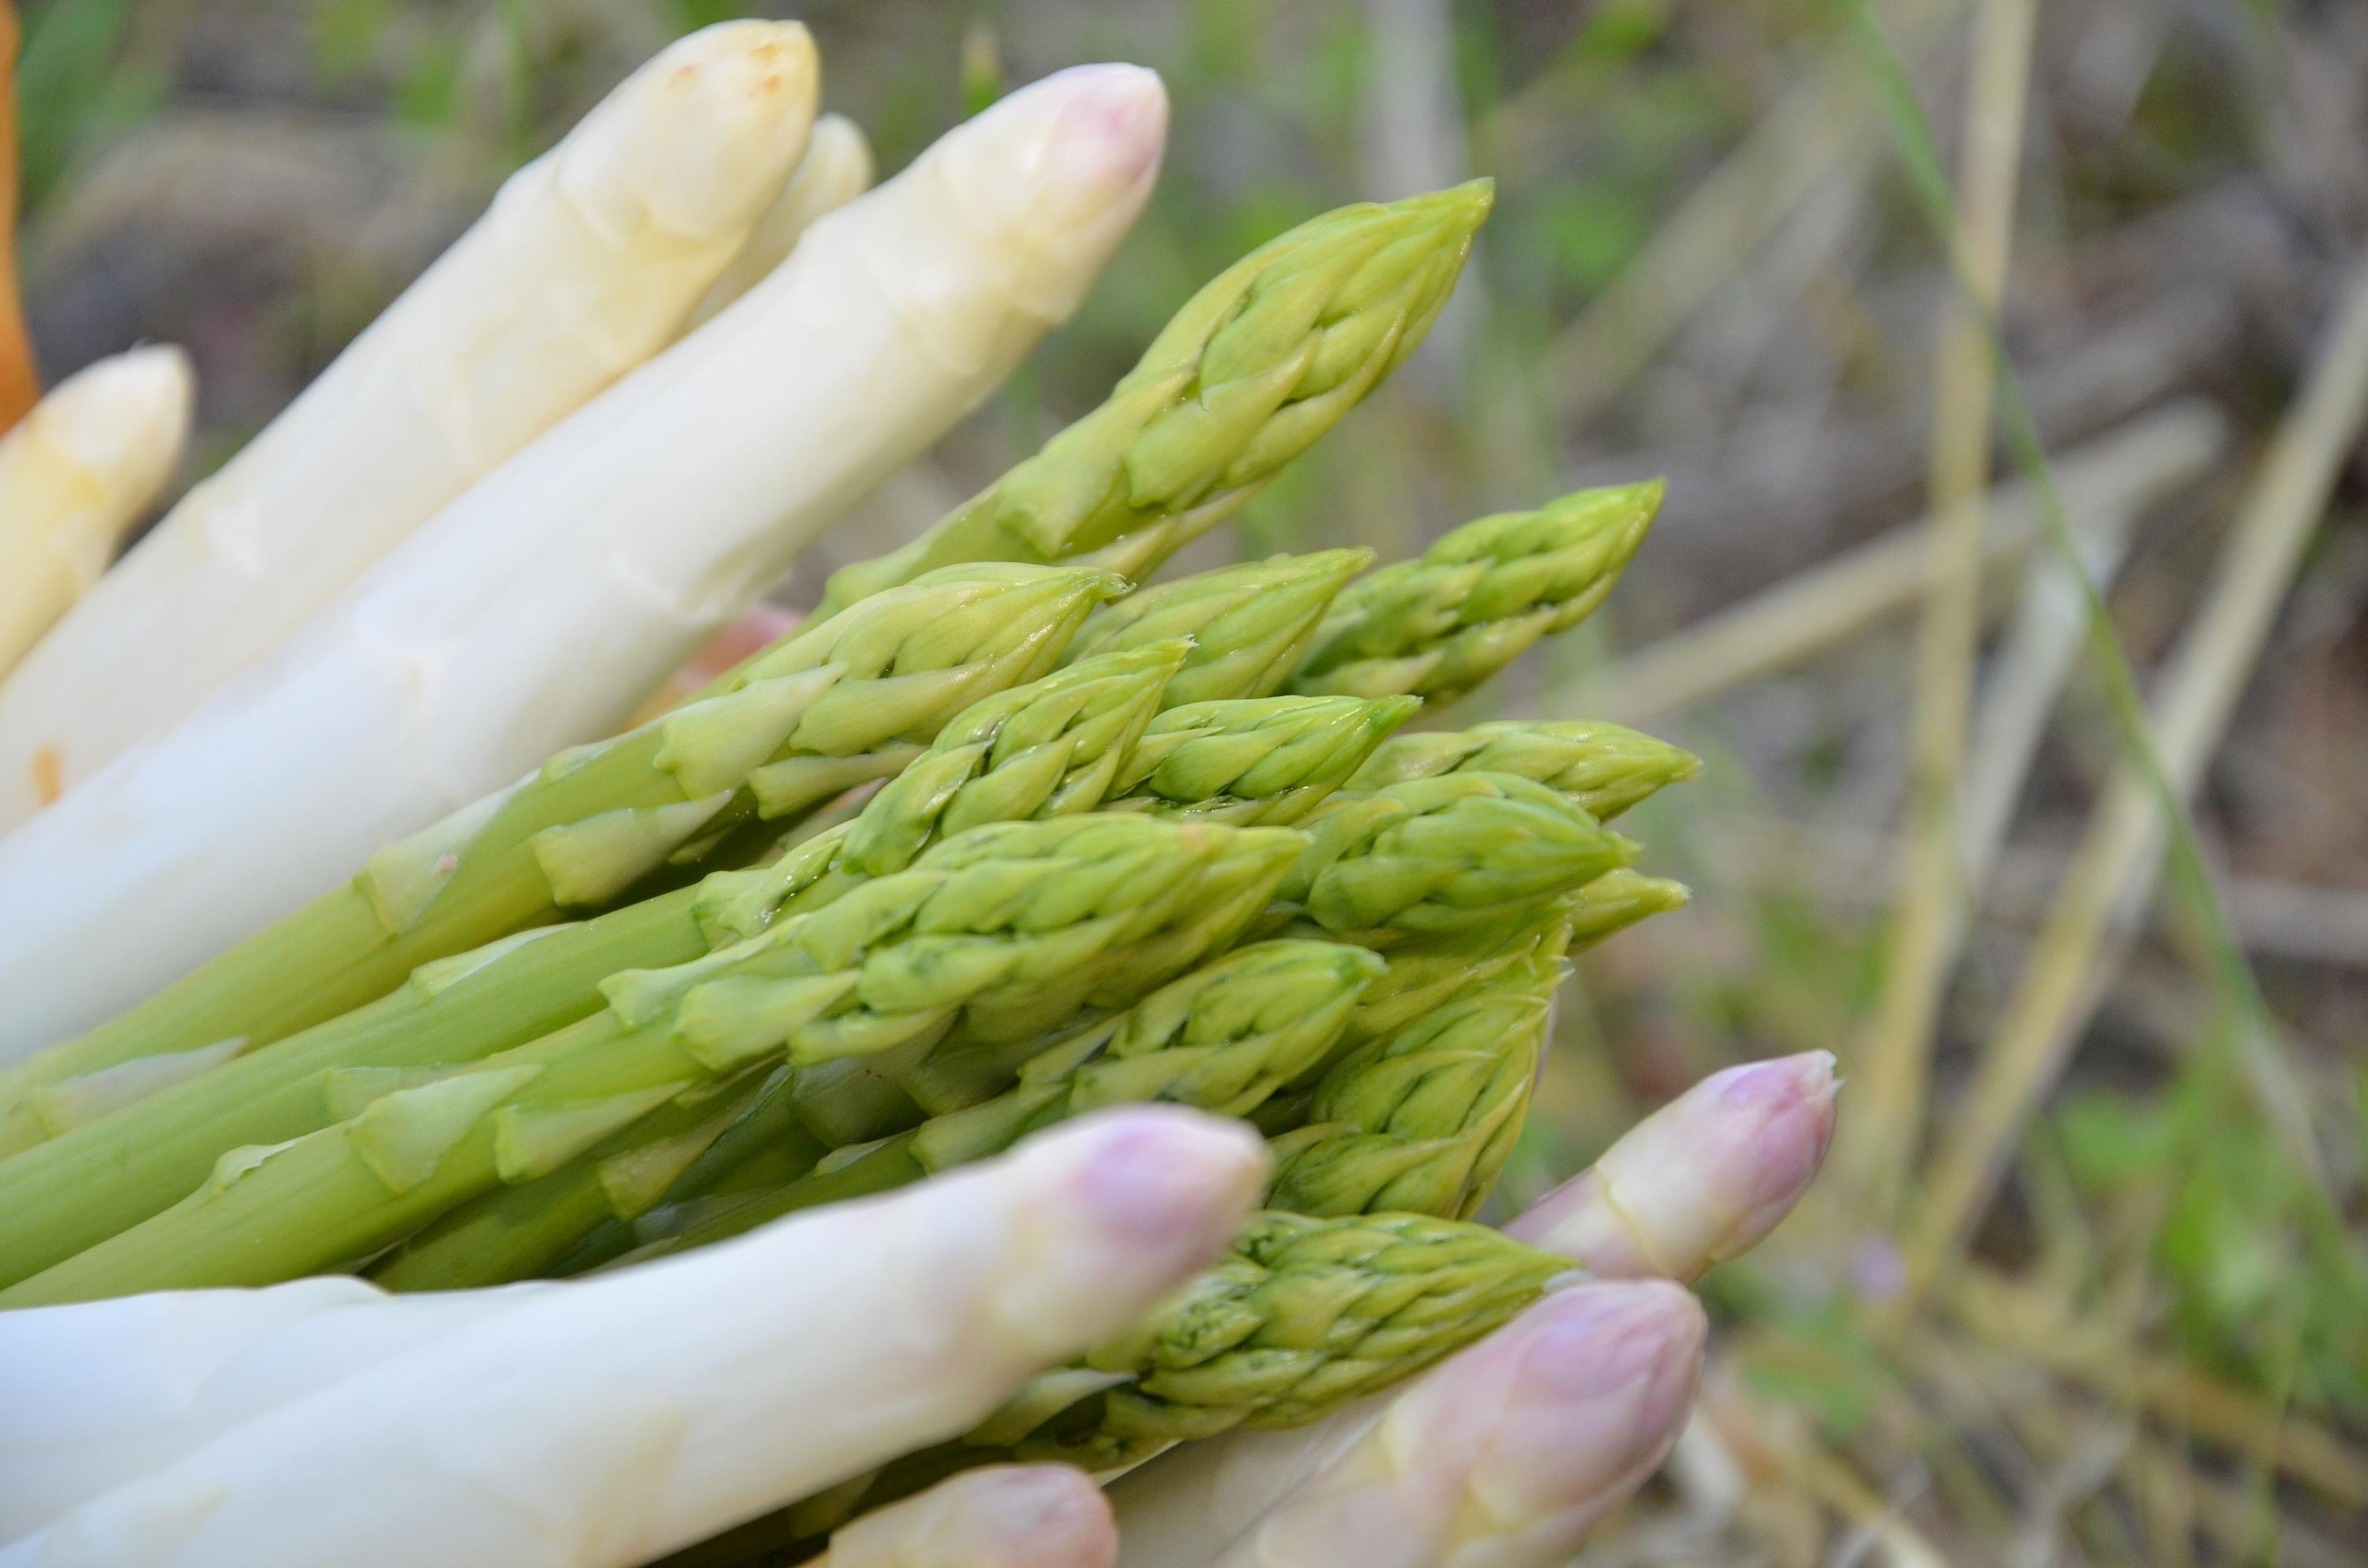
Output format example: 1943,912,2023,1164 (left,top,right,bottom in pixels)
822,1465,1116,1568
35,345,194,507
1219,1281,1704,1566
0,342,193,675
940,64,1167,278
1408,1282,1705,1547
1511,1051,1839,1279
560,19,822,242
